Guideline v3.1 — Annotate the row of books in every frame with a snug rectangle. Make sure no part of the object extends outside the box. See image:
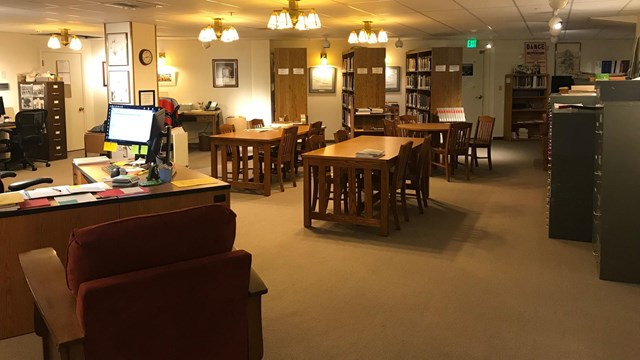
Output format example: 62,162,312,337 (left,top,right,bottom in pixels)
342,57,354,72
342,93,354,108
406,74,431,89
342,74,354,90
436,107,467,122
512,75,547,88
355,107,384,114
406,56,432,72
406,93,430,110
406,109,429,123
